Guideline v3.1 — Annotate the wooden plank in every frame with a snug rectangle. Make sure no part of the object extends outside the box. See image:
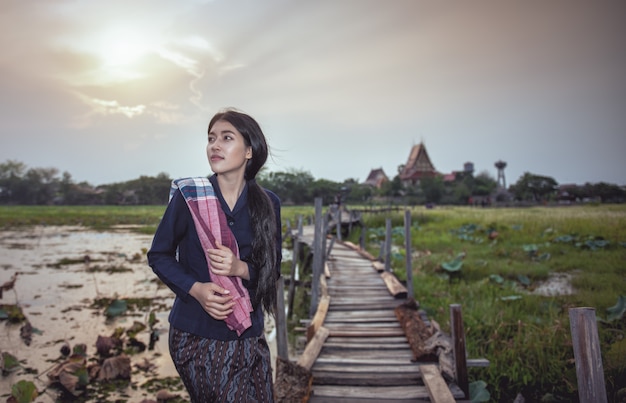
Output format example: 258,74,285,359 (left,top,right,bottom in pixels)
324,315,400,324
312,370,421,386
307,295,330,342
314,355,413,366
318,348,414,359
310,385,435,400
372,261,385,272
322,336,408,345
328,304,400,311
328,330,405,338
380,271,408,298
298,326,330,370
325,309,397,318
322,342,410,351
420,364,456,403
329,295,400,304
468,358,490,367
312,363,421,374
